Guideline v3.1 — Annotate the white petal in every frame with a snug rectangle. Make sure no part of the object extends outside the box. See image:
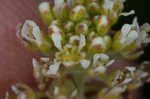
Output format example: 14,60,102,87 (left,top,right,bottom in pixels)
11,86,20,94
71,90,77,97
106,59,115,67
121,78,132,84
39,2,50,13
109,86,126,94
142,23,150,32
54,0,65,15
21,20,42,46
79,34,86,51
54,86,59,96
32,58,41,79
40,57,50,62
73,5,85,14
80,59,91,69
120,10,135,16
127,30,138,41
91,66,106,73
51,32,62,50
103,0,114,11
99,15,108,26
17,93,26,99
93,53,109,66
121,24,131,36
47,61,61,75
63,61,75,67
69,35,80,44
